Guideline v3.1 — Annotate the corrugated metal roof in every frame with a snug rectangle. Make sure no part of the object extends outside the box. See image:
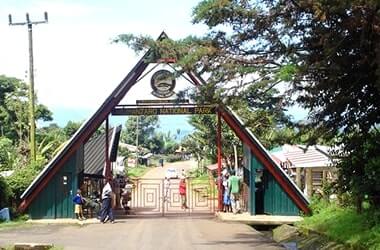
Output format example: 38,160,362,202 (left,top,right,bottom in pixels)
271,144,334,168
119,143,148,152
84,125,122,177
